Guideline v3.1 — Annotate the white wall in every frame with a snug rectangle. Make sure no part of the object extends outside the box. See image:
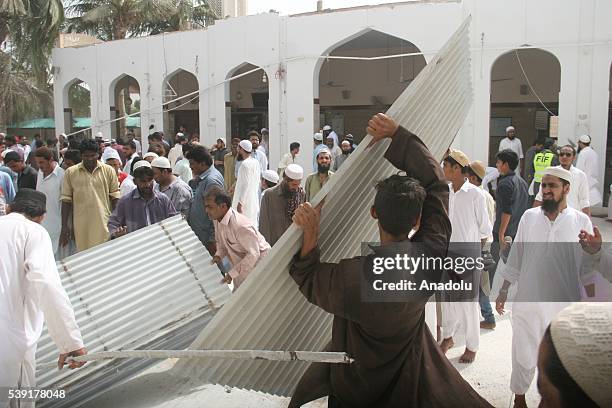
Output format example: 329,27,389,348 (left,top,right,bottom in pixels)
52,0,612,196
